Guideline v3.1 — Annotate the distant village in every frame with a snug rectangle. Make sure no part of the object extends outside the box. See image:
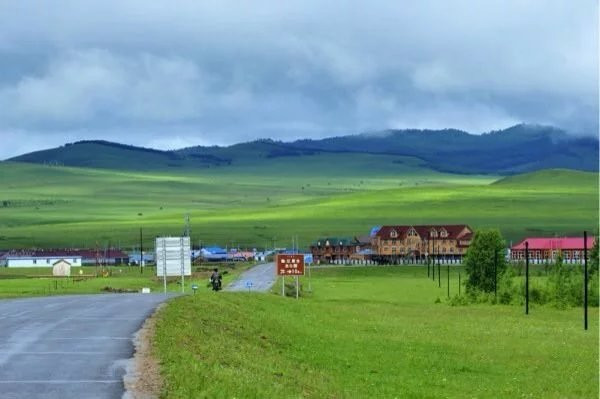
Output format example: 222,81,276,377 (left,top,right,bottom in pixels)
0,223,594,268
